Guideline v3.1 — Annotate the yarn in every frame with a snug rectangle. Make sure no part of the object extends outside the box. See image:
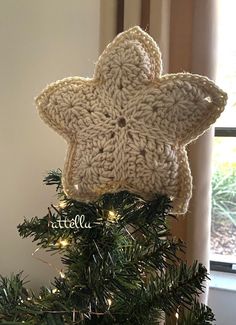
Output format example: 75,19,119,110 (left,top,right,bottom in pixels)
36,26,227,214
